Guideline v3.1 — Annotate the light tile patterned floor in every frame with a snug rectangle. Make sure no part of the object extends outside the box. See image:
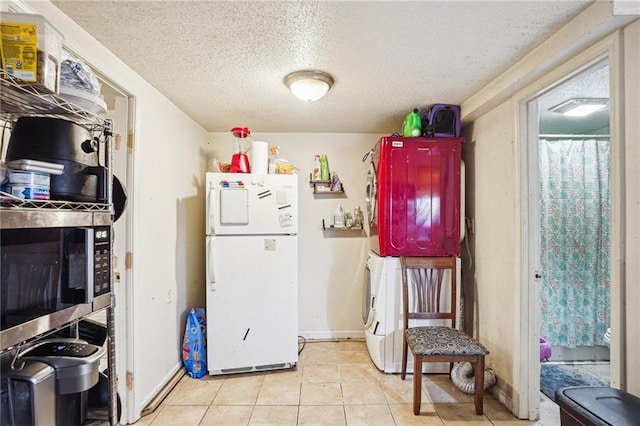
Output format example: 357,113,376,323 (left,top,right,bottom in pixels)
135,341,557,425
